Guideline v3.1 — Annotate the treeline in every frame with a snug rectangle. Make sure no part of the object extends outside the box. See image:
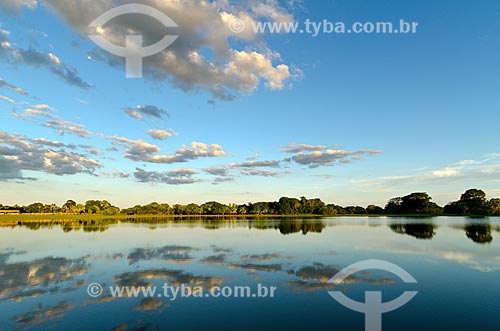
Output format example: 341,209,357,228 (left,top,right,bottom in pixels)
1,189,499,216
0,200,120,215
